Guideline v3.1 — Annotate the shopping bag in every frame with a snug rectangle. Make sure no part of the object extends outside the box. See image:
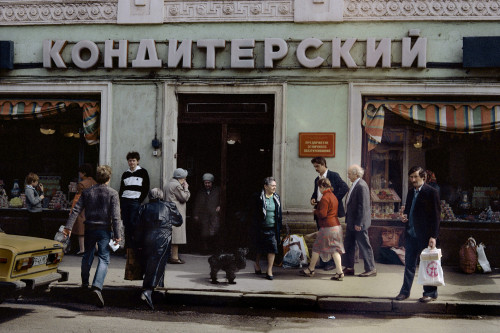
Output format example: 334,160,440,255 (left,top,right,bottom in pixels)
476,243,492,273
459,237,477,274
282,249,302,268
417,247,445,287
282,234,310,266
124,248,144,280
